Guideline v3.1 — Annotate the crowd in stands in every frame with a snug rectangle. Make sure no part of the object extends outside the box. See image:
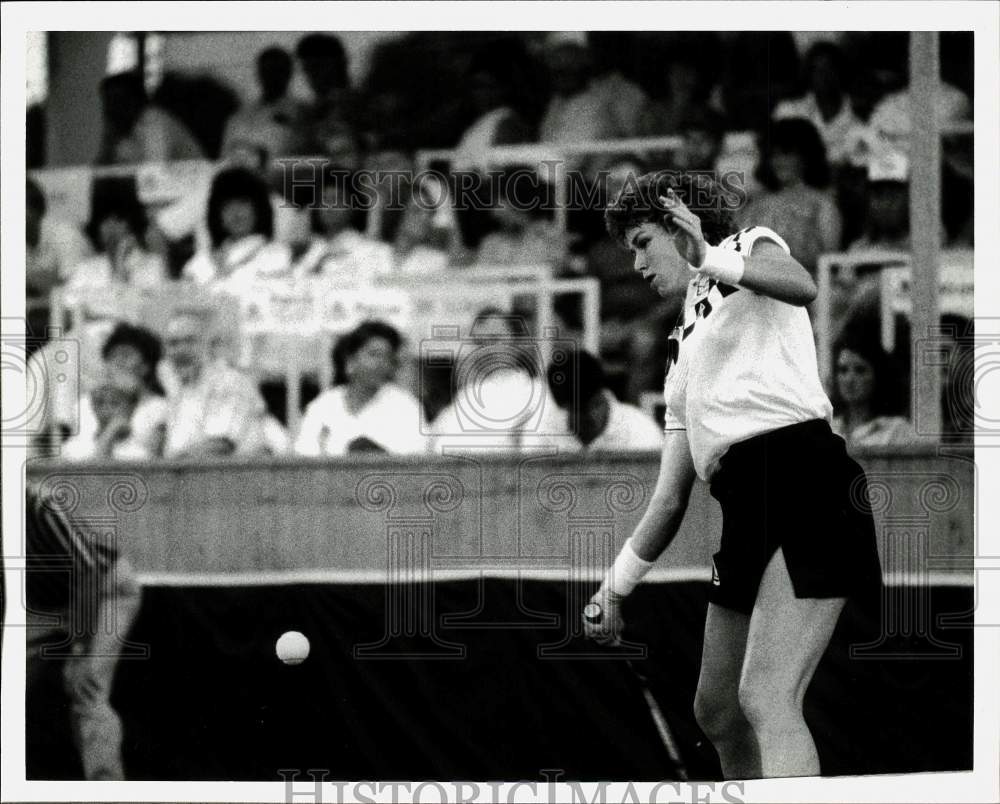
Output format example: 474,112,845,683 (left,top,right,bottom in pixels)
25,31,976,457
